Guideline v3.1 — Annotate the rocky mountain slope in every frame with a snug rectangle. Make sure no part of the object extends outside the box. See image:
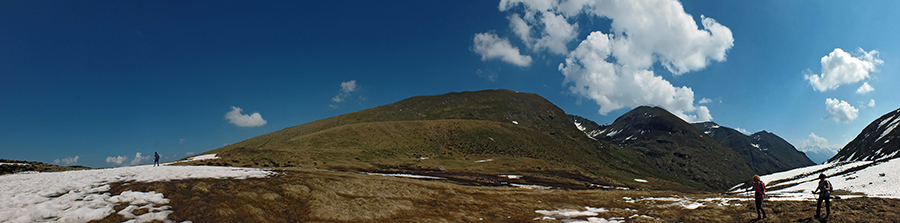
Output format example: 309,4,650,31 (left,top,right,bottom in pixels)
830,108,900,162
583,106,755,190
693,122,815,175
